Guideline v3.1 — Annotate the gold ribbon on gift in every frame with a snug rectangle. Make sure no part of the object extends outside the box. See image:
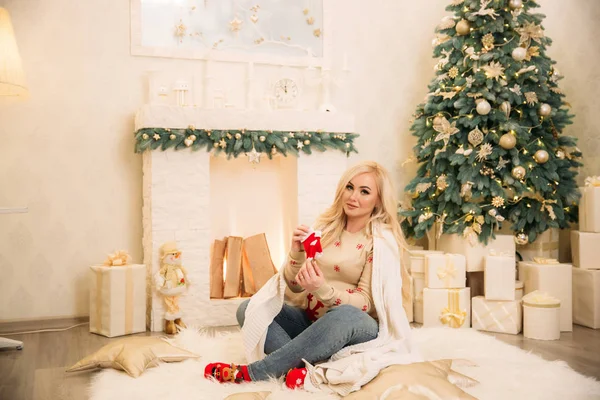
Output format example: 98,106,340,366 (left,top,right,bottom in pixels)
440,289,467,328
532,257,559,265
436,254,457,288
103,250,132,267
488,249,511,257
585,176,600,187
522,290,560,309
95,266,135,335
